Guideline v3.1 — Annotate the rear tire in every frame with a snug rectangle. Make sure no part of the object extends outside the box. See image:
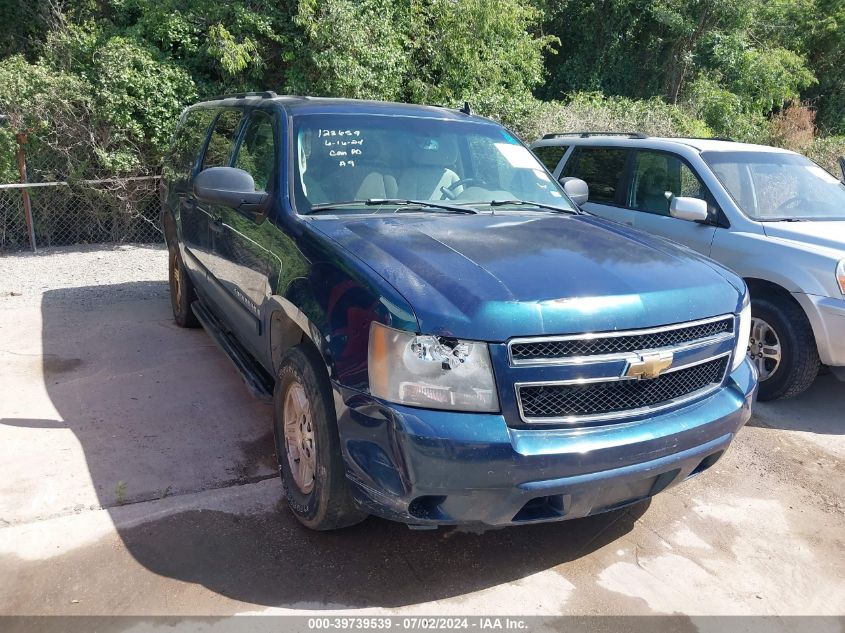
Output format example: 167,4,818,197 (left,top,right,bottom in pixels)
273,344,367,530
751,295,819,401
168,248,200,328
